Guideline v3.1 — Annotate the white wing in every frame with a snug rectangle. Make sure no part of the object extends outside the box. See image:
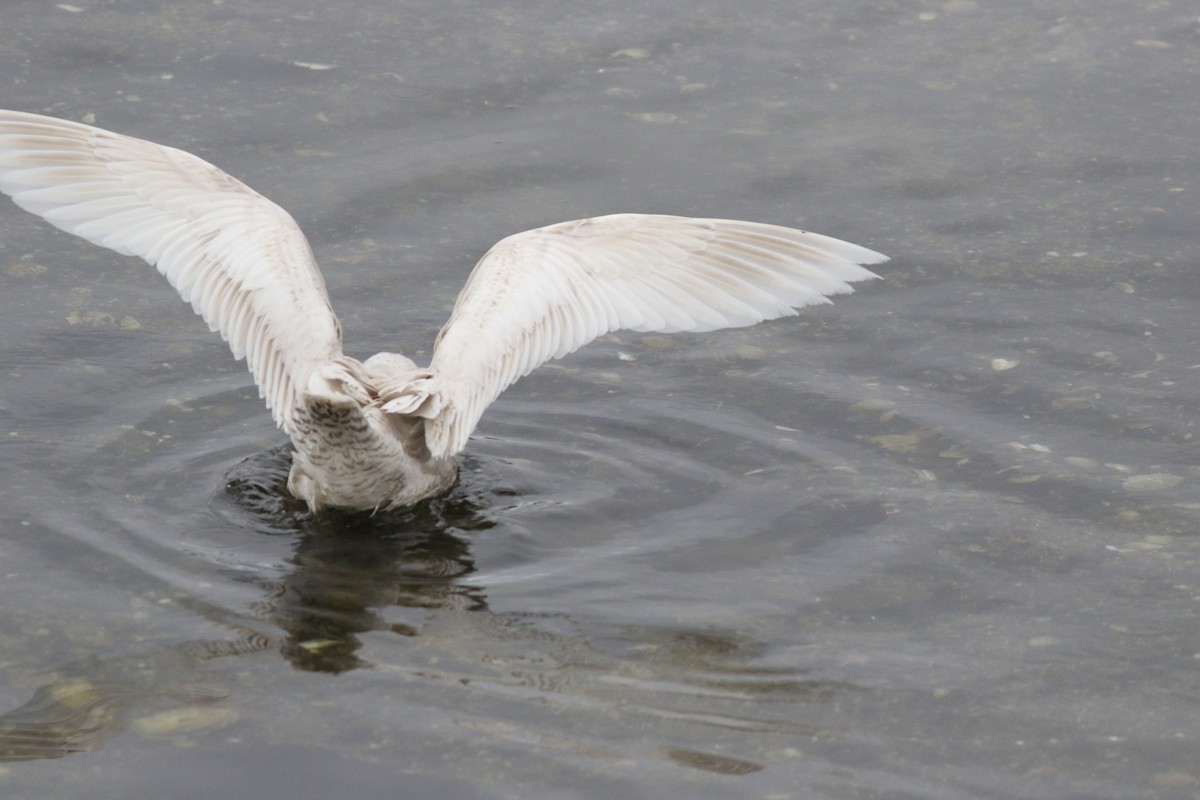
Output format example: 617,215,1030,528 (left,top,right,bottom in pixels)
414,213,886,458
0,110,343,431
